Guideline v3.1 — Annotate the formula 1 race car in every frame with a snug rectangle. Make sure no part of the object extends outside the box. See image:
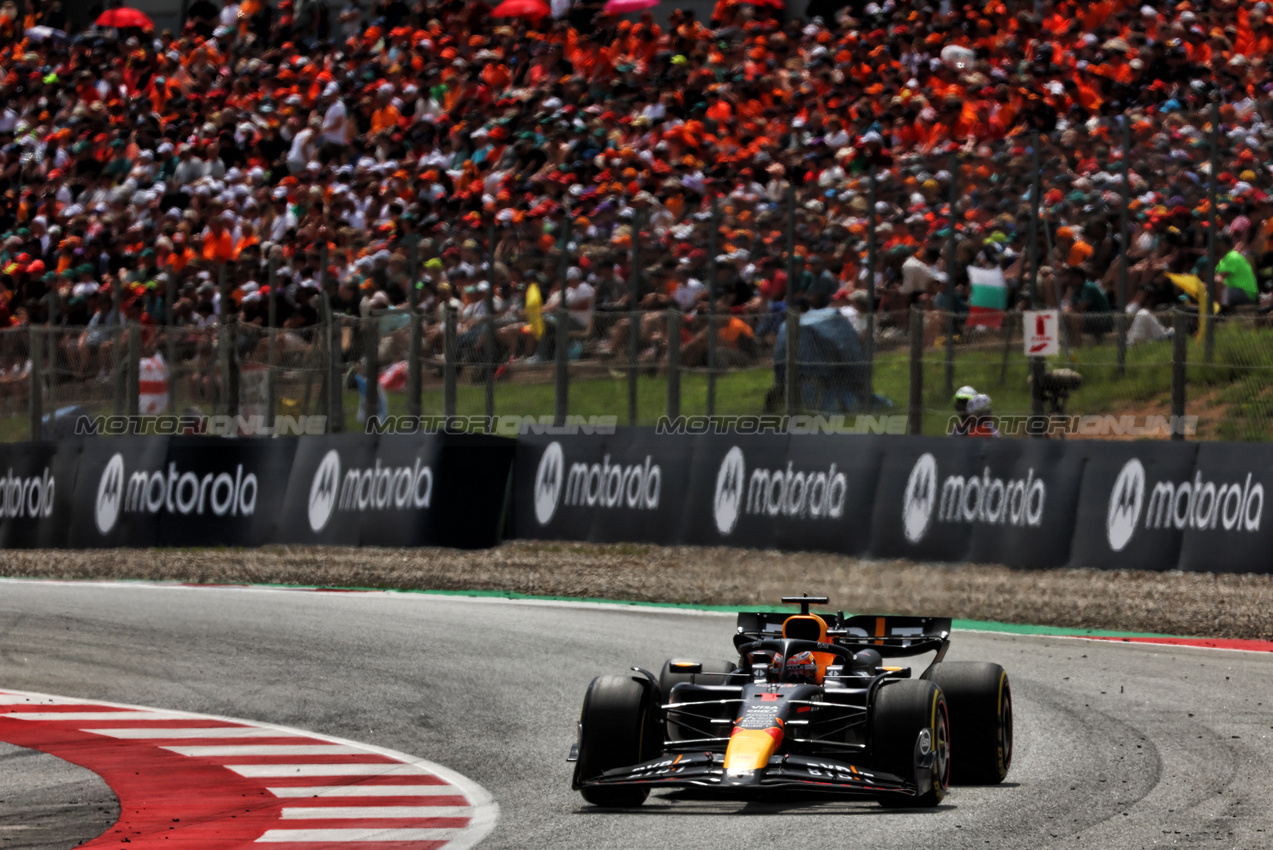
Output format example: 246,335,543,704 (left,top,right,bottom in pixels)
569,595,1012,808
